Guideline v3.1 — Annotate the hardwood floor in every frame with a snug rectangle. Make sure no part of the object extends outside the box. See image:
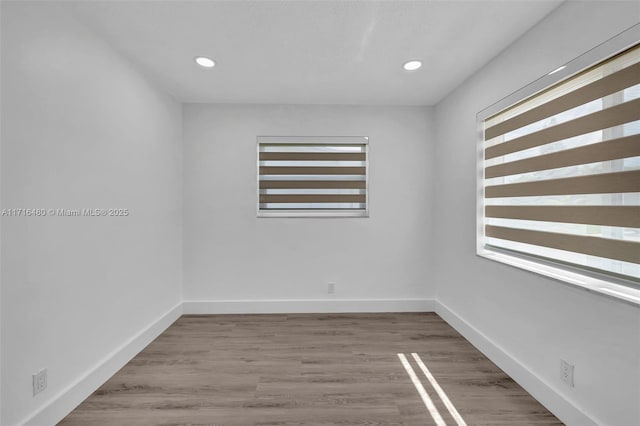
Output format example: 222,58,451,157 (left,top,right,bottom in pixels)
59,313,562,425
